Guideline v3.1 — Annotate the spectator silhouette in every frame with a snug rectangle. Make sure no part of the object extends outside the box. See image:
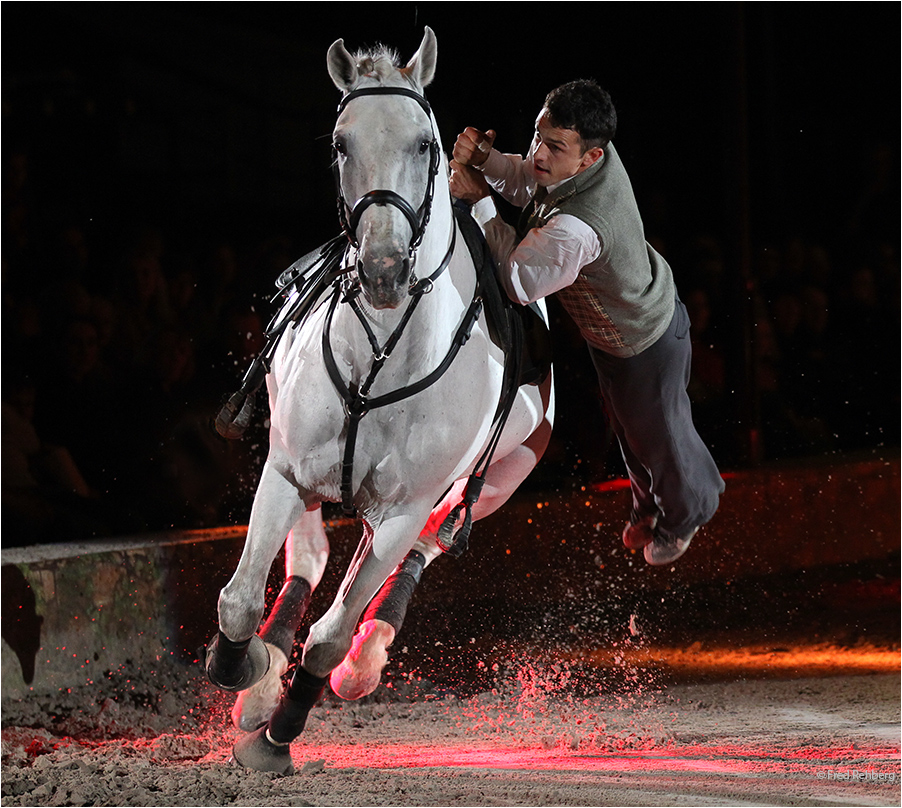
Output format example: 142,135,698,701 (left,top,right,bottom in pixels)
2,370,127,544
